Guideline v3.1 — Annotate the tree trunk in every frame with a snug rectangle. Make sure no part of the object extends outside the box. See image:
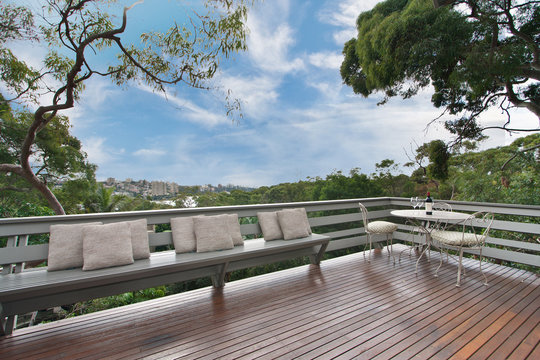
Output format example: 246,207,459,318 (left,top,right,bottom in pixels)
24,170,66,215
0,163,65,215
